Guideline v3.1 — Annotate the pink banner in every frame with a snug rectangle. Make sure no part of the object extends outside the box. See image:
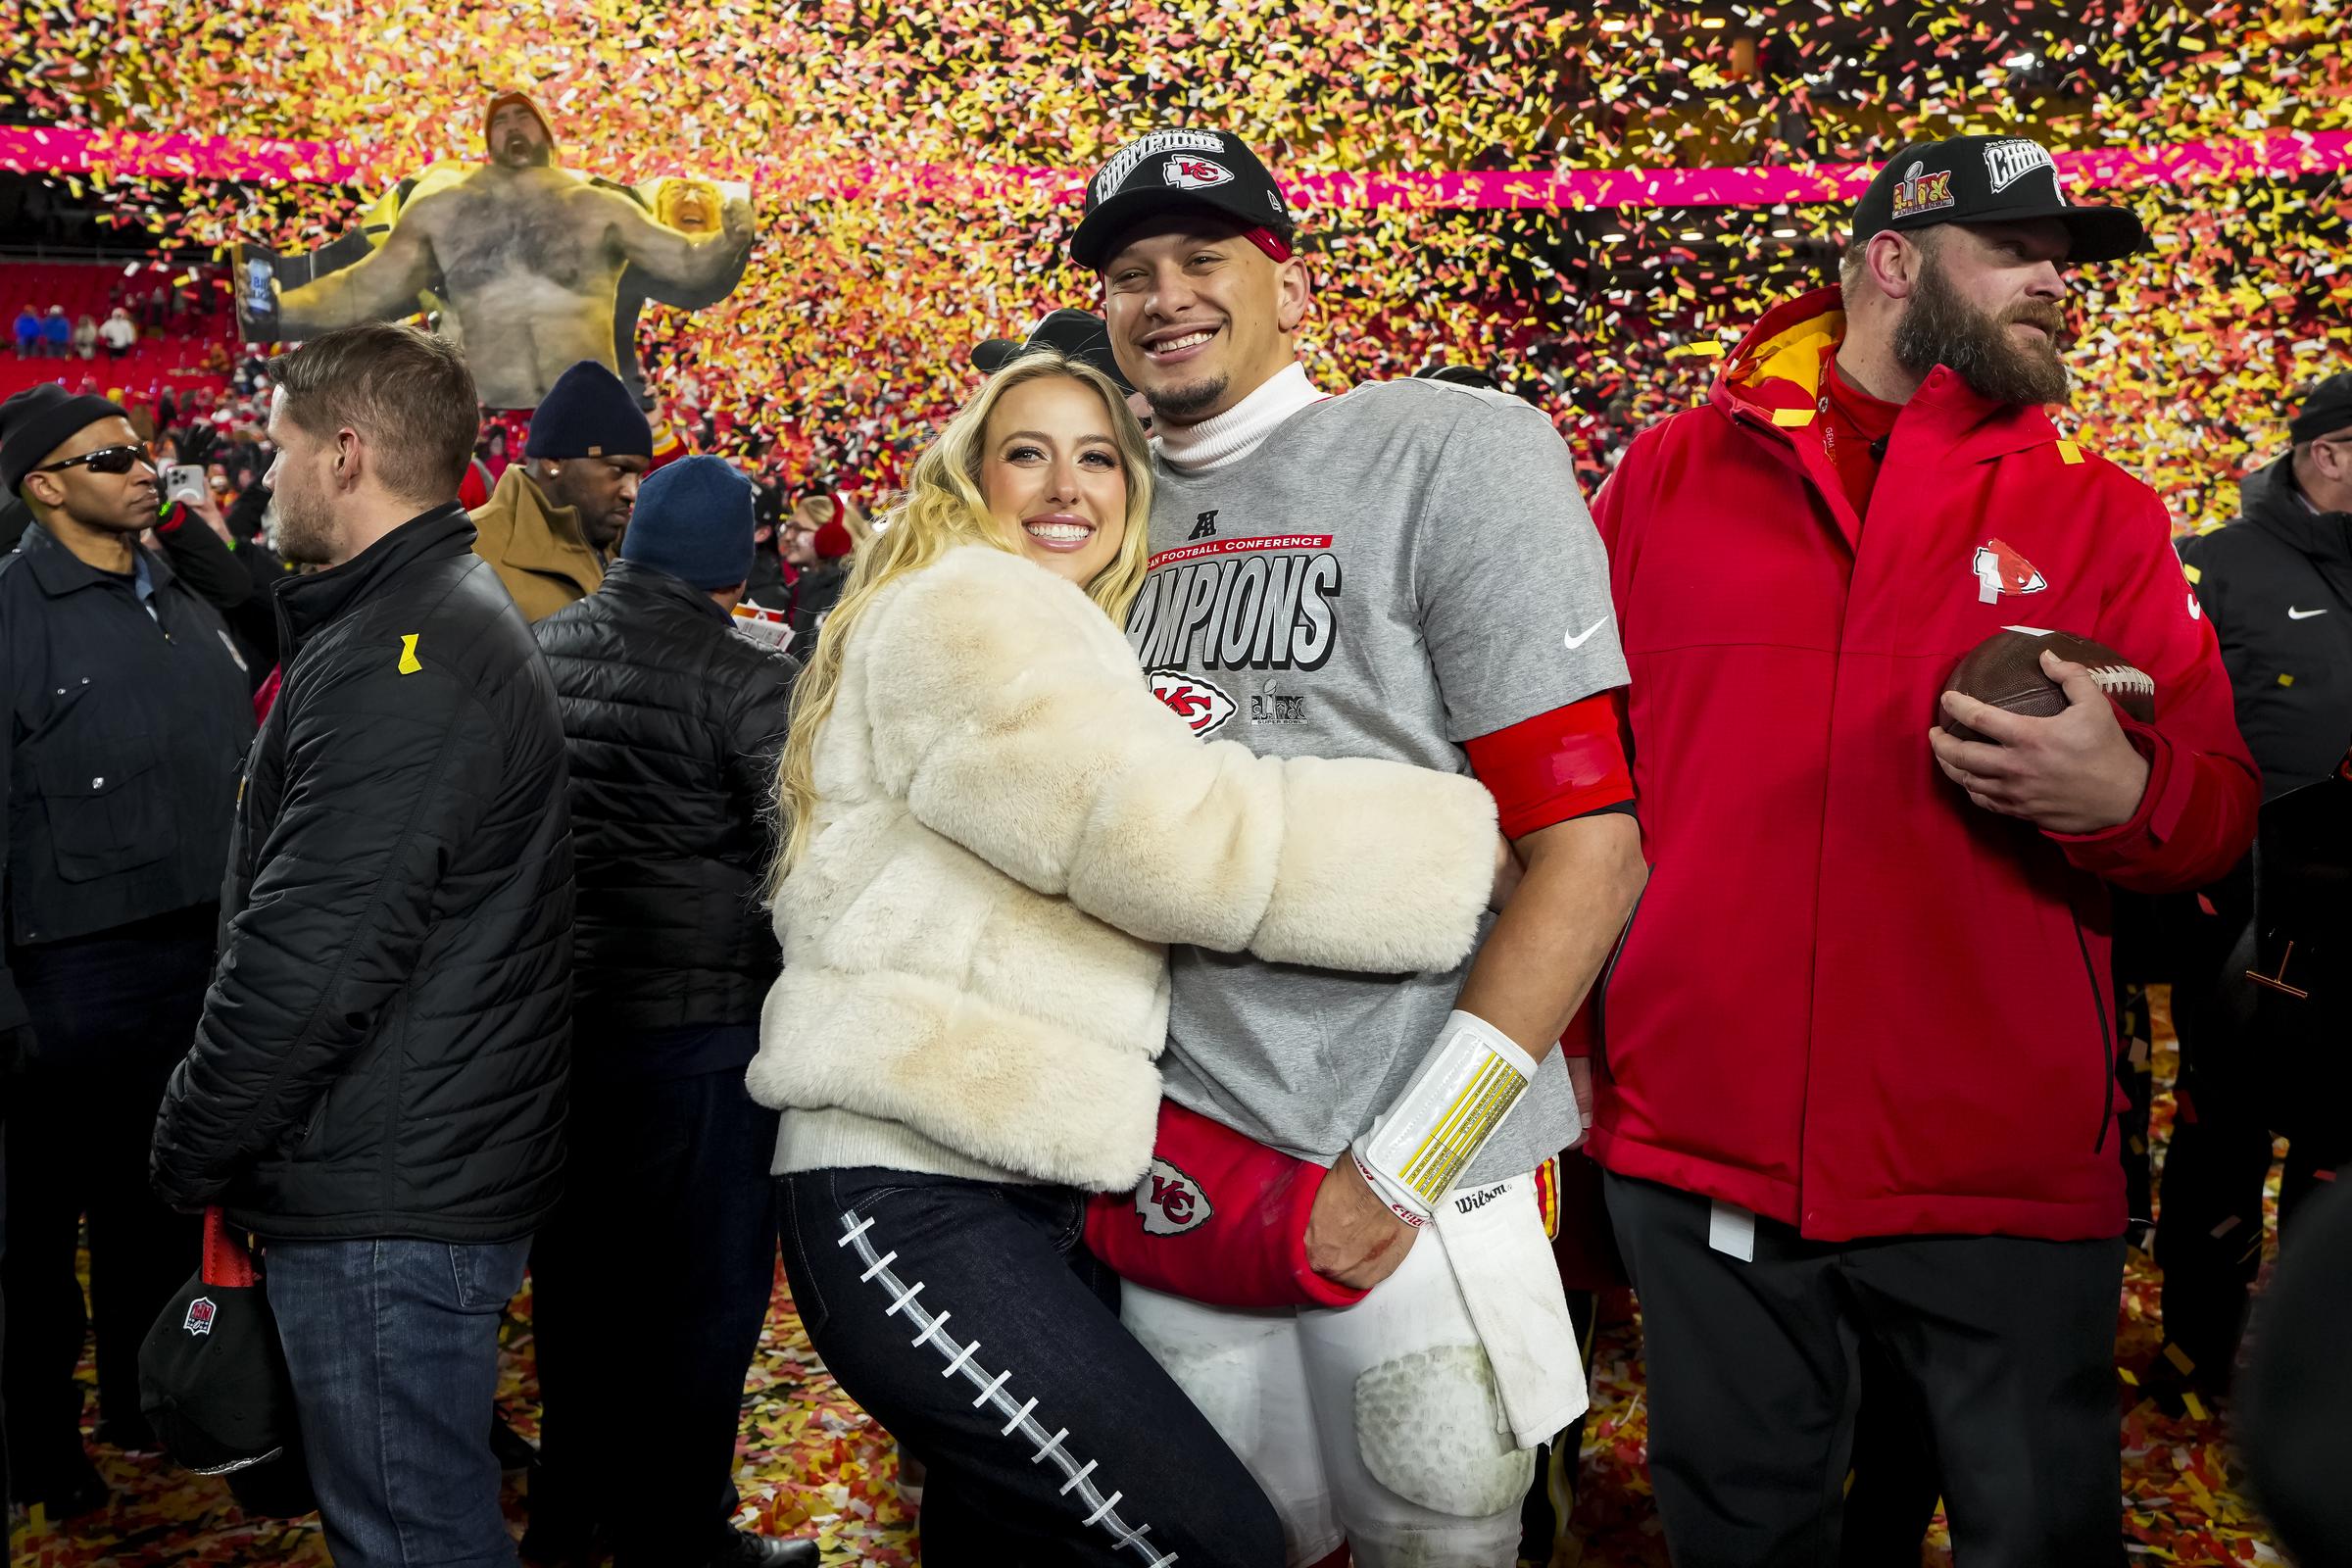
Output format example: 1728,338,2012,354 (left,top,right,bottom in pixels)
2,123,2344,212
